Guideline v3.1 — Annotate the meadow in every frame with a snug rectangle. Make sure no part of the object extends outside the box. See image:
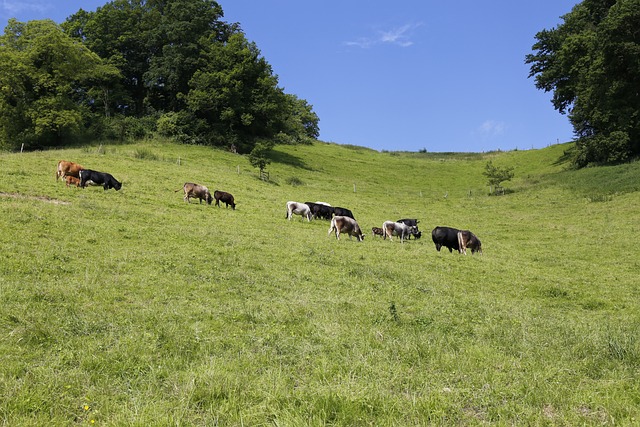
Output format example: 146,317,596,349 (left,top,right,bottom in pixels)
1,139,639,425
